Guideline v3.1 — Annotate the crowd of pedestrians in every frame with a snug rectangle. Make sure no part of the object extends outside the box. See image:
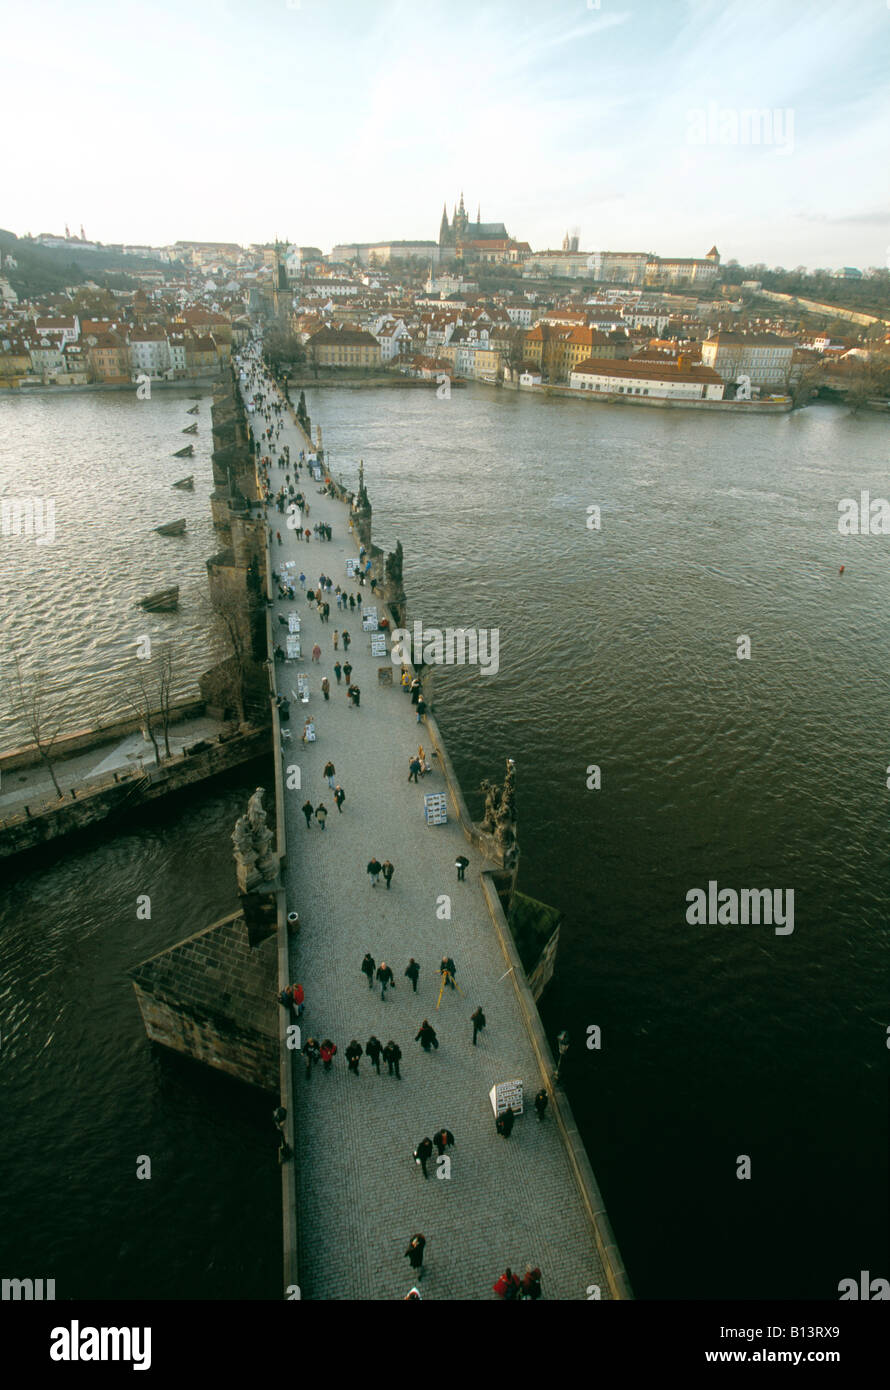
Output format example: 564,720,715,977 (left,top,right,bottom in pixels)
242,341,550,1301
